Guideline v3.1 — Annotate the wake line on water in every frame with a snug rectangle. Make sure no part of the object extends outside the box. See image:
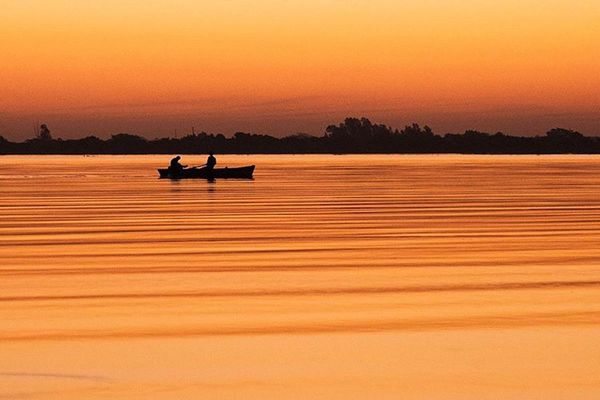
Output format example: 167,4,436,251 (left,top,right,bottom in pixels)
3,226,600,248
2,280,599,303
2,255,600,276
0,372,109,382
3,310,600,342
